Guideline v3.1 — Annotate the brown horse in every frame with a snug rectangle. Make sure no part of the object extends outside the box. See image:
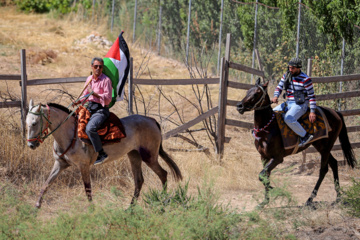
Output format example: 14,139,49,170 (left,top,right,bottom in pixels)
236,79,356,207
26,100,182,208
